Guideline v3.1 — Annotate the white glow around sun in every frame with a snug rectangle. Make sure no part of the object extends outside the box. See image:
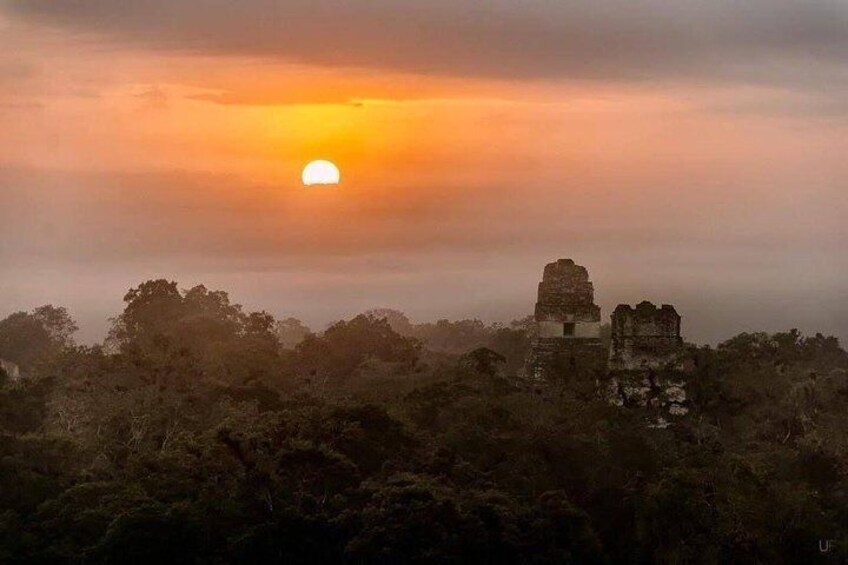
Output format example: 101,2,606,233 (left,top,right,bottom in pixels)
302,160,341,186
